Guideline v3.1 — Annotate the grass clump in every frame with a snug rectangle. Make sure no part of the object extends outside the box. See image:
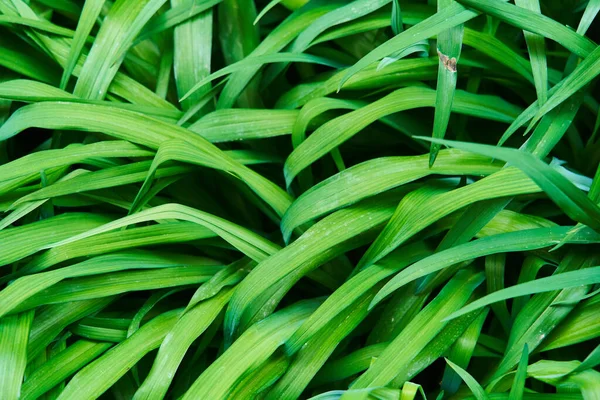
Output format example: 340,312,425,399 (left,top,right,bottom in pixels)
1,0,600,399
